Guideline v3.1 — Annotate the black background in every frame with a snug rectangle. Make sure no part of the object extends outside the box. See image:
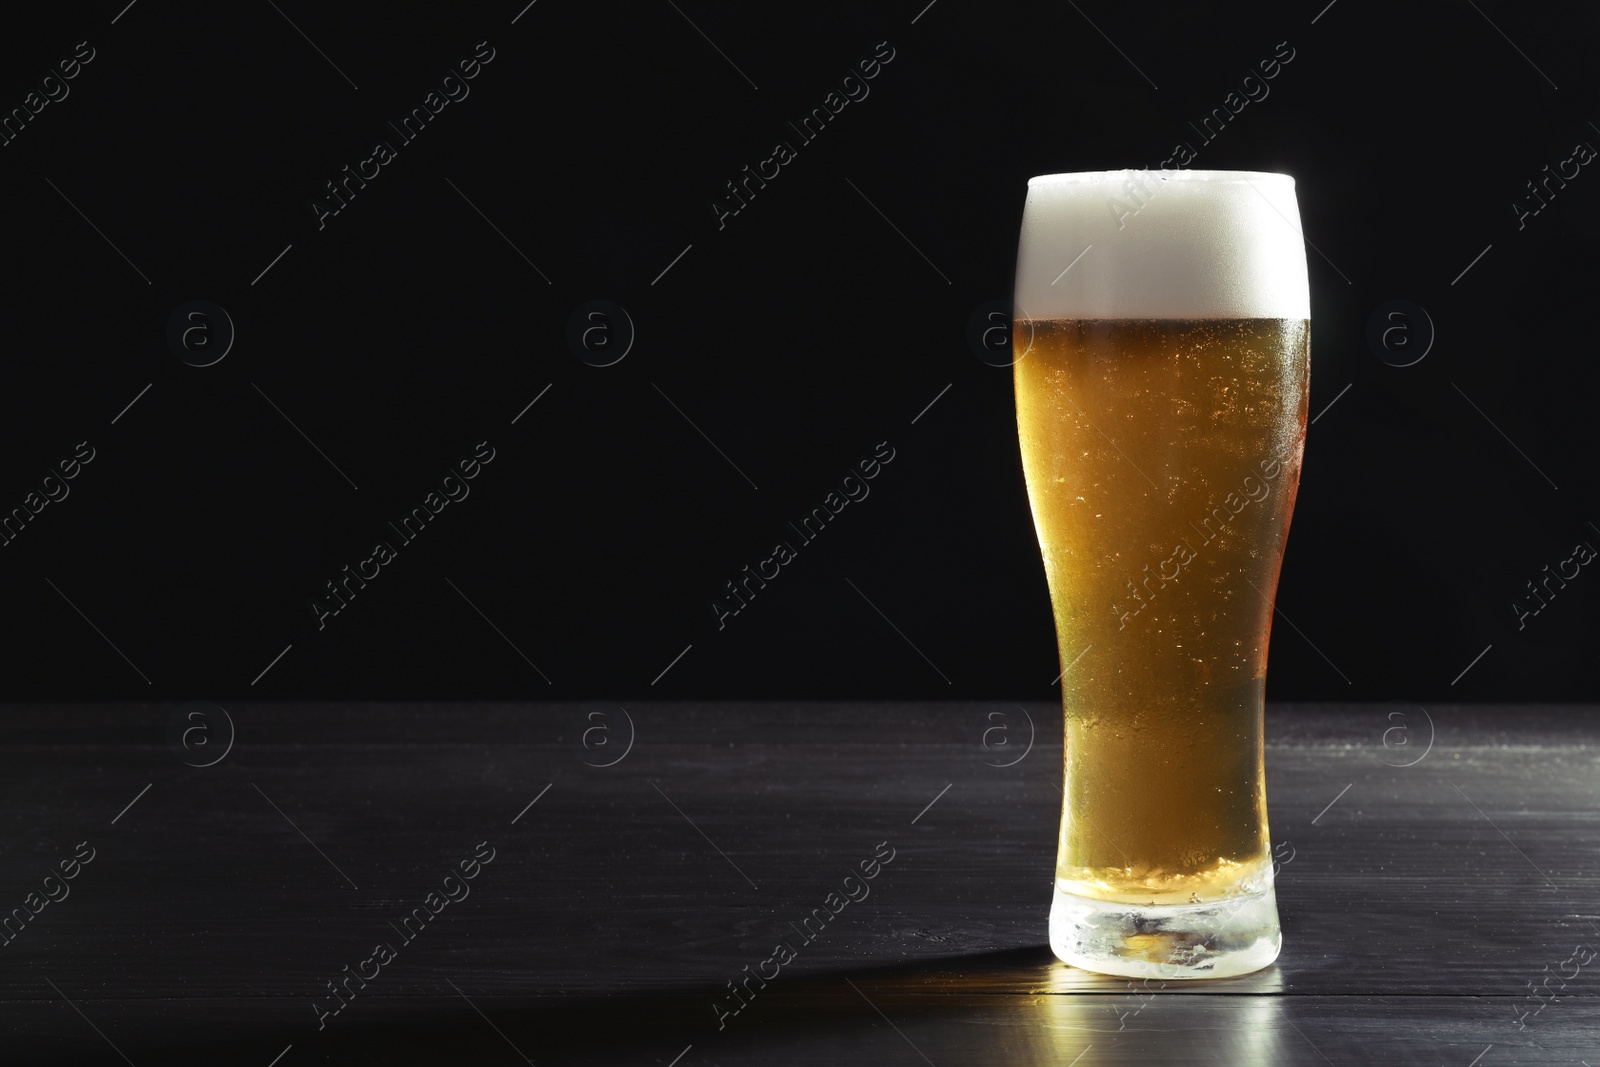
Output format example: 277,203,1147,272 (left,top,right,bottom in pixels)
0,0,1595,704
